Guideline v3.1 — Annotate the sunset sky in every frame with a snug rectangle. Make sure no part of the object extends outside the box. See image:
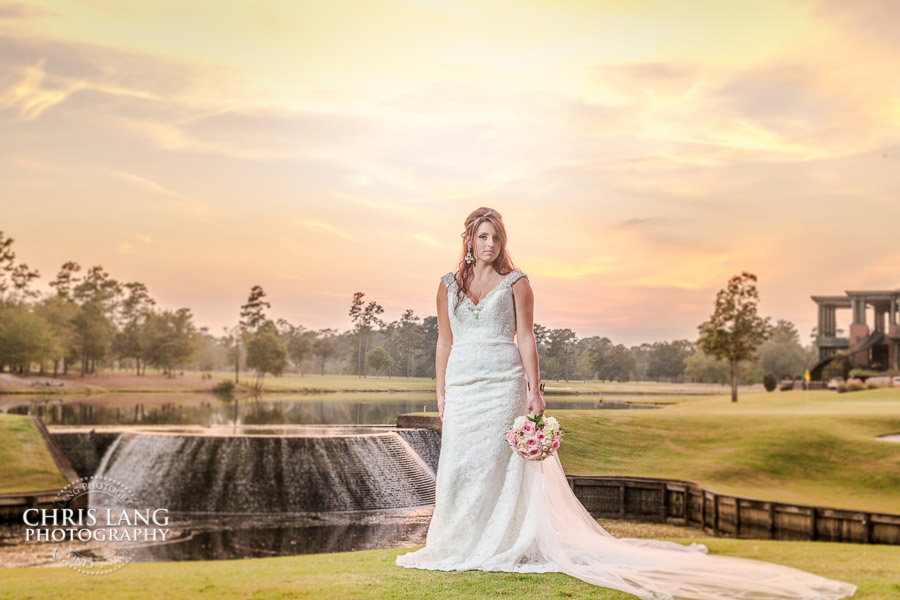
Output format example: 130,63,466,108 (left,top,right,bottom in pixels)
2,0,899,346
